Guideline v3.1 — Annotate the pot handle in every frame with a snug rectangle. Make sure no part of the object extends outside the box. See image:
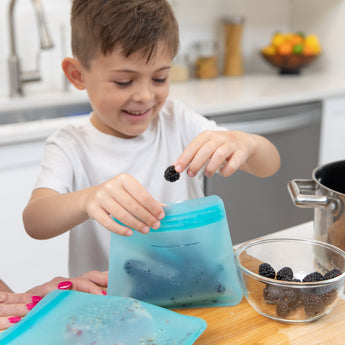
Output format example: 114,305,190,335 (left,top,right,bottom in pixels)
287,179,341,216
